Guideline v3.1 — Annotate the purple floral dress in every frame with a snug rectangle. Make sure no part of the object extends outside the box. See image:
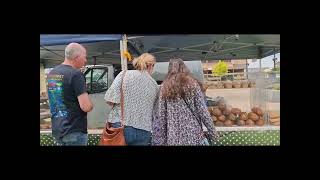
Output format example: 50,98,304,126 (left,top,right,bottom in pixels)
152,82,219,146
